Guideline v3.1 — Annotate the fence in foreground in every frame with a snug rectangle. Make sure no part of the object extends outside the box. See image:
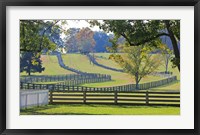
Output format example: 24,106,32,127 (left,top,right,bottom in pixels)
20,89,49,109
49,91,180,107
